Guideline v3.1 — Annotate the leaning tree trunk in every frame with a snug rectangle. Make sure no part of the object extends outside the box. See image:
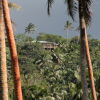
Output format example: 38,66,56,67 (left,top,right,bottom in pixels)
0,1,8,100
2,0,23,100
84,31,97,100
79,1,89,100
79,1,97,100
